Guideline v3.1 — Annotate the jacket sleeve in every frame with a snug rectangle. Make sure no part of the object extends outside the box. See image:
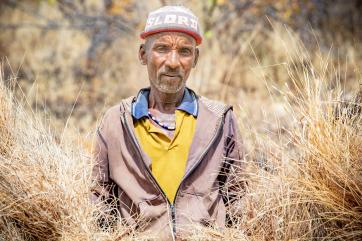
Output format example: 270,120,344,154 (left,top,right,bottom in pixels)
91,111,122,228
219,108,246,205
91,114,114,203
91,129,110,202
